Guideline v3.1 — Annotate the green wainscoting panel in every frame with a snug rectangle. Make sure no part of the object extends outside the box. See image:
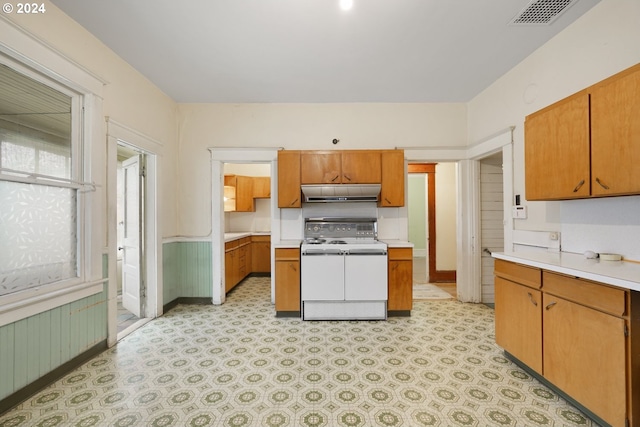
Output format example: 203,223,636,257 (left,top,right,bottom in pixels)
0,285,108,401
163,241,213,305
